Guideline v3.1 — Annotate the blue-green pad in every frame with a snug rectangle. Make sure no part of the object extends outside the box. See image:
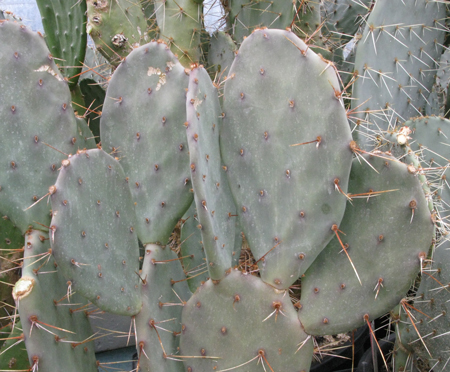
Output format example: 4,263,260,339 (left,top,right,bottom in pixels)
179,270,314,371
0,21,92,233
299,154,434,335
221,28,353,289
135,244,191,372
351,0,446,147
186,66,236,280
100,41,193,245
180,202,209,292
50,148,142,315
12,230,97,372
